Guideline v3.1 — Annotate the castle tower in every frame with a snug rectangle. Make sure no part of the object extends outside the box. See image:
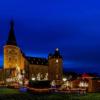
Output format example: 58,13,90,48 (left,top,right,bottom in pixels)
48,48,63,81
4,21,25,78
